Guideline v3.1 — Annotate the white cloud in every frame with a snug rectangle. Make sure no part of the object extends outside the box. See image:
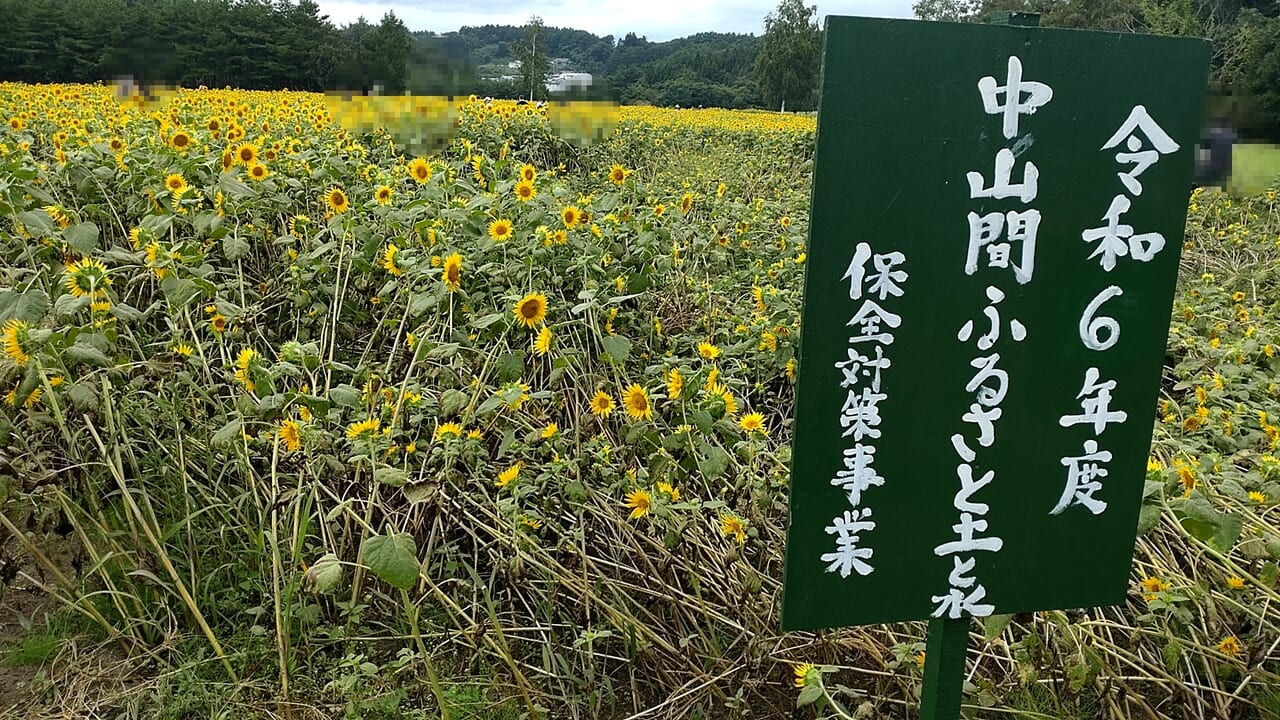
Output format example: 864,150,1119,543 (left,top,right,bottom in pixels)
315,0,916,42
